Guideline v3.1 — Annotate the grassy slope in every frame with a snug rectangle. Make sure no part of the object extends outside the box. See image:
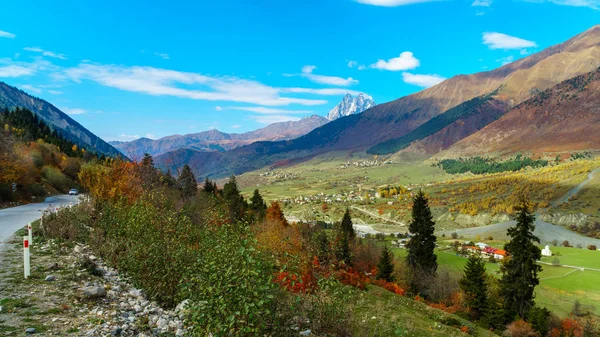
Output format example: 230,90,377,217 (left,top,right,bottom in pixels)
385,239,600,318
351,286,496,337
238,151,450,201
